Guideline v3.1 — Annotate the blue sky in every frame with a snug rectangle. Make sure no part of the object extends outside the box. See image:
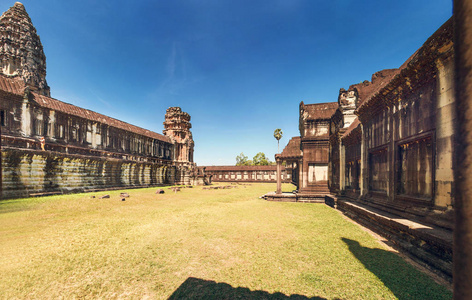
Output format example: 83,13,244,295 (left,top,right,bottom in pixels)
3,1,452,165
